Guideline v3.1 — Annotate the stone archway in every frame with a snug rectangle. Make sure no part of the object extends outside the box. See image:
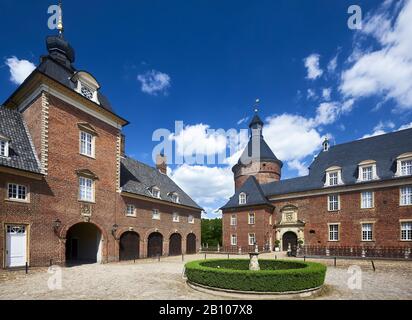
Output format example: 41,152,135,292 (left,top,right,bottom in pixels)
119,231,140,261
169,233,182,256
147,232,163,257
65,222,102,264
282,231,298,252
